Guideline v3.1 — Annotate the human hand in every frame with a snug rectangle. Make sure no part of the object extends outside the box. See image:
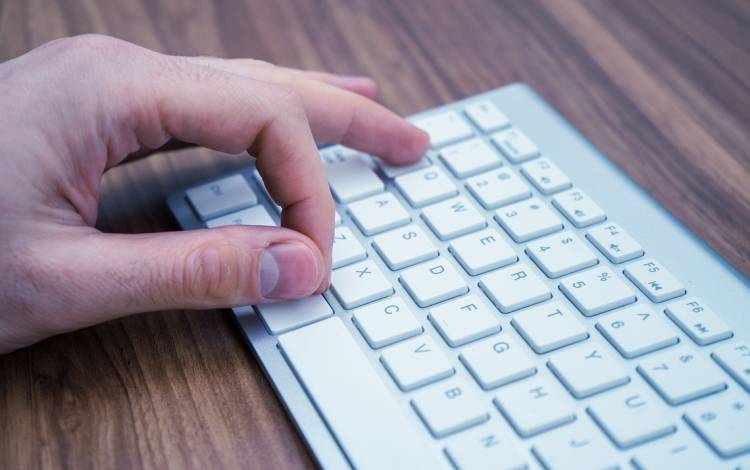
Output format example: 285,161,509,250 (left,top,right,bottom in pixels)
0,35,428,353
